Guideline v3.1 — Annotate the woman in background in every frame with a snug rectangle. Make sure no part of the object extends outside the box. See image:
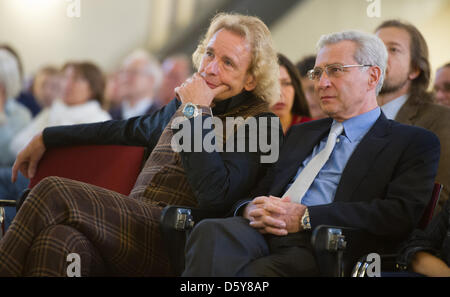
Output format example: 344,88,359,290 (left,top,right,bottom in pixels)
397,199,450,276
271,53,311,134
1,61,111,233
10,61,111,154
